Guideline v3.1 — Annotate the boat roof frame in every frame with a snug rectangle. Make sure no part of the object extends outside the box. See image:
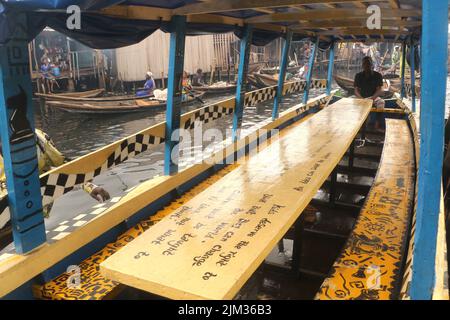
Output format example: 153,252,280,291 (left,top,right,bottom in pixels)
97,0,423,43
